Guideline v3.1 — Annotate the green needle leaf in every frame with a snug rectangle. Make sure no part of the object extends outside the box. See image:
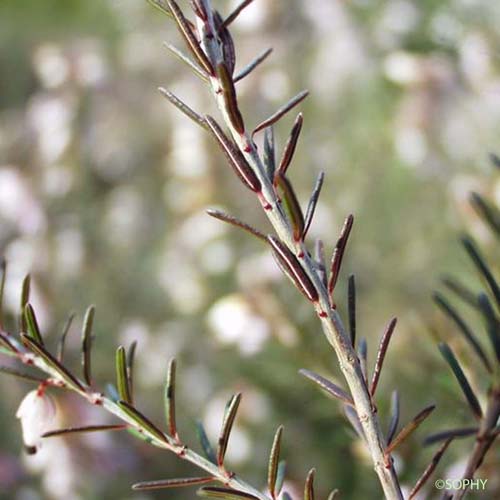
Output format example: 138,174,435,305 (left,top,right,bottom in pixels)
132,476,214,490
275,460,286,497
19,274,31,333
42,424,127,438
439,343,482,419
387,390,400,445
304,468,315,500
165,358,178,438
268,425,283,498
299,369,354,406
197,486,260,499
386,404,436,454
126,341,137,404
217,393,242,466
478,293,500,363
116,346,132,404
20,333,84,391
116,400,169,444
461,236,500,308
196,420,217,464
424,427,478,446
81,305,95,386
24,304,44,346
0,365,46,383
434,292,491,372
57,313,75,362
